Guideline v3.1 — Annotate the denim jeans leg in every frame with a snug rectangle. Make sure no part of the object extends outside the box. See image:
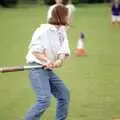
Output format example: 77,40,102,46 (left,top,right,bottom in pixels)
49,71,70,120
25,68,51,120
